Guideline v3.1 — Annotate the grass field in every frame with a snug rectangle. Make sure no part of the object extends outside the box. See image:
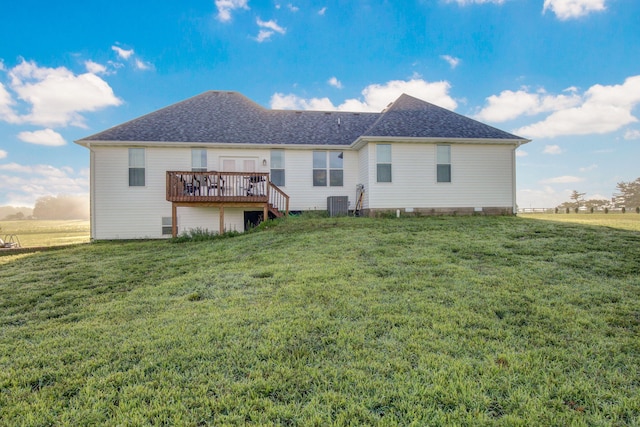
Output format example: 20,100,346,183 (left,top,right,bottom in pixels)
0,220,90,248
0,215,639,425
520,212,640,232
